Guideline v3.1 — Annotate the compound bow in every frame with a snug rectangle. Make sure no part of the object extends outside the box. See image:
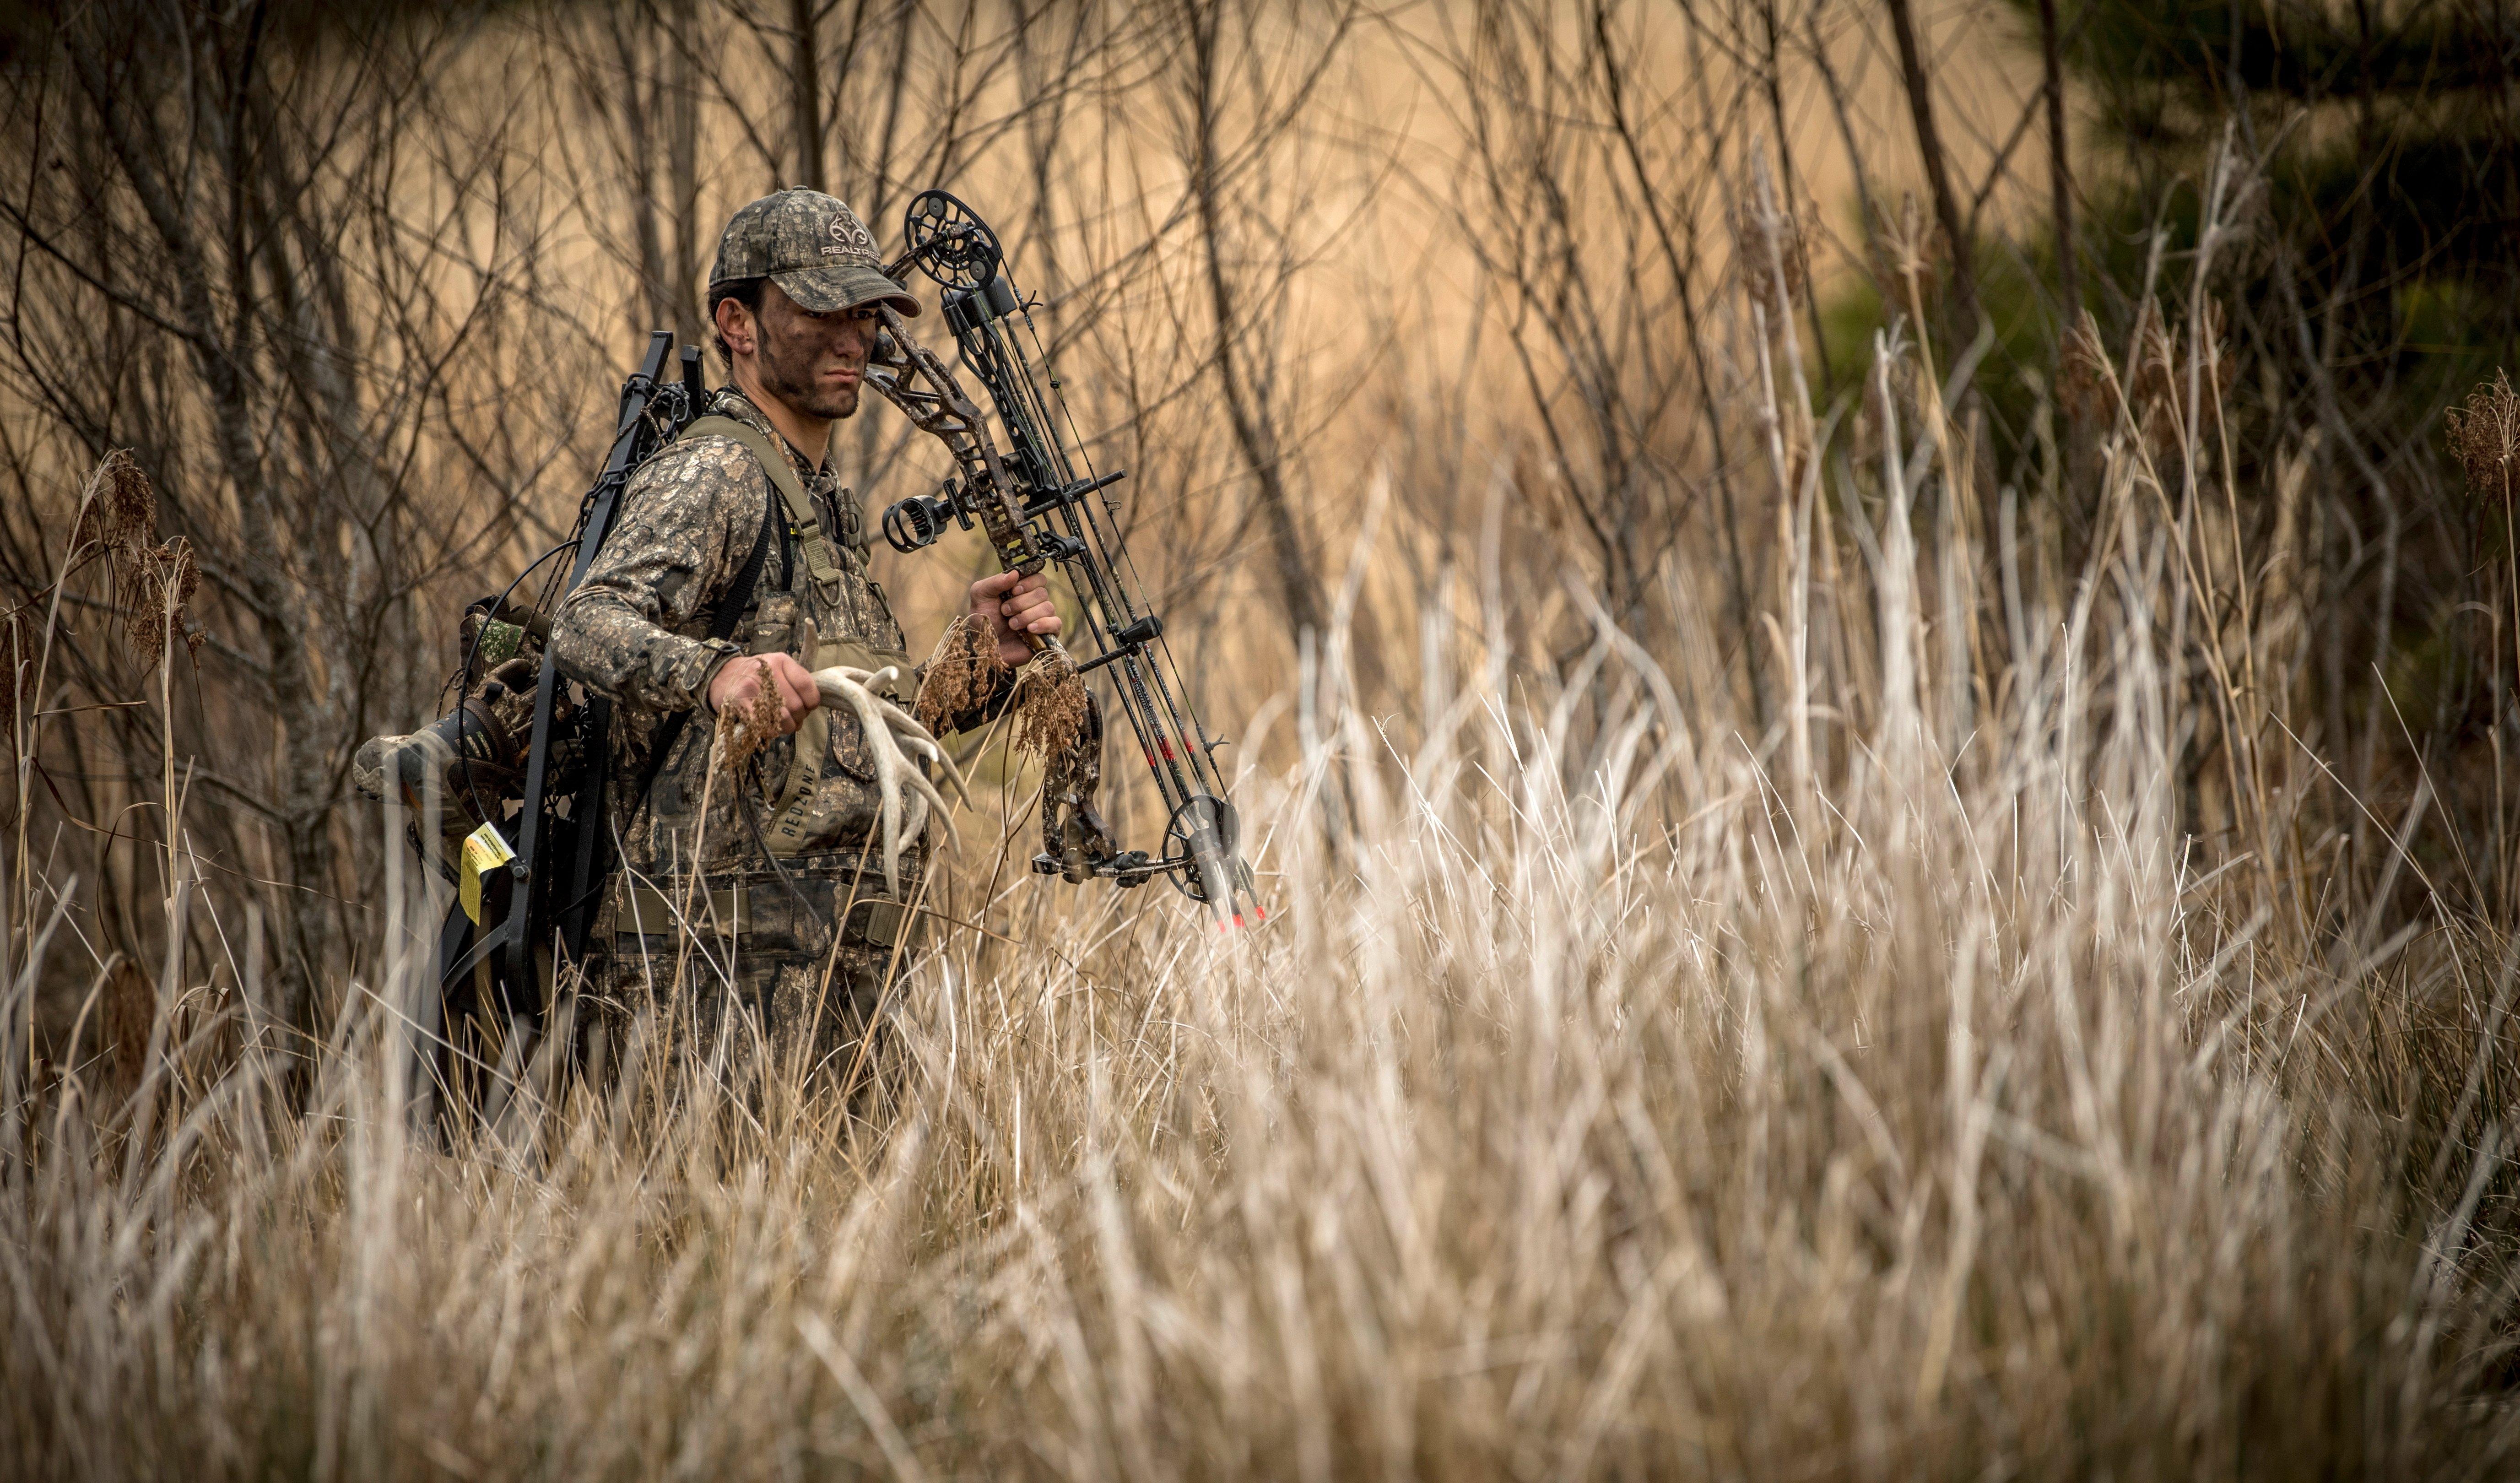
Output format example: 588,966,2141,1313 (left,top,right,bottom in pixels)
868,189,1260,927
